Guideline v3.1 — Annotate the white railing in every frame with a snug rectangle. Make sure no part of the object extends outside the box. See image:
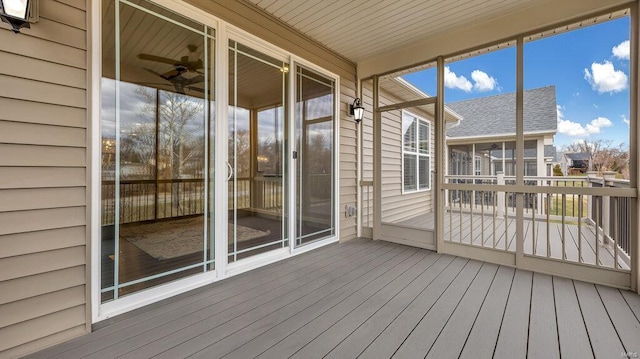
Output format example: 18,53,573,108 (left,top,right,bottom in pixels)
443,173,635,272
